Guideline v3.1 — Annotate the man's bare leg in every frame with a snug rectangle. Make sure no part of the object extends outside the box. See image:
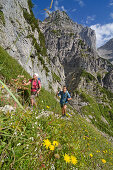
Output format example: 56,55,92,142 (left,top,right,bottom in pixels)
31,98,34,107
